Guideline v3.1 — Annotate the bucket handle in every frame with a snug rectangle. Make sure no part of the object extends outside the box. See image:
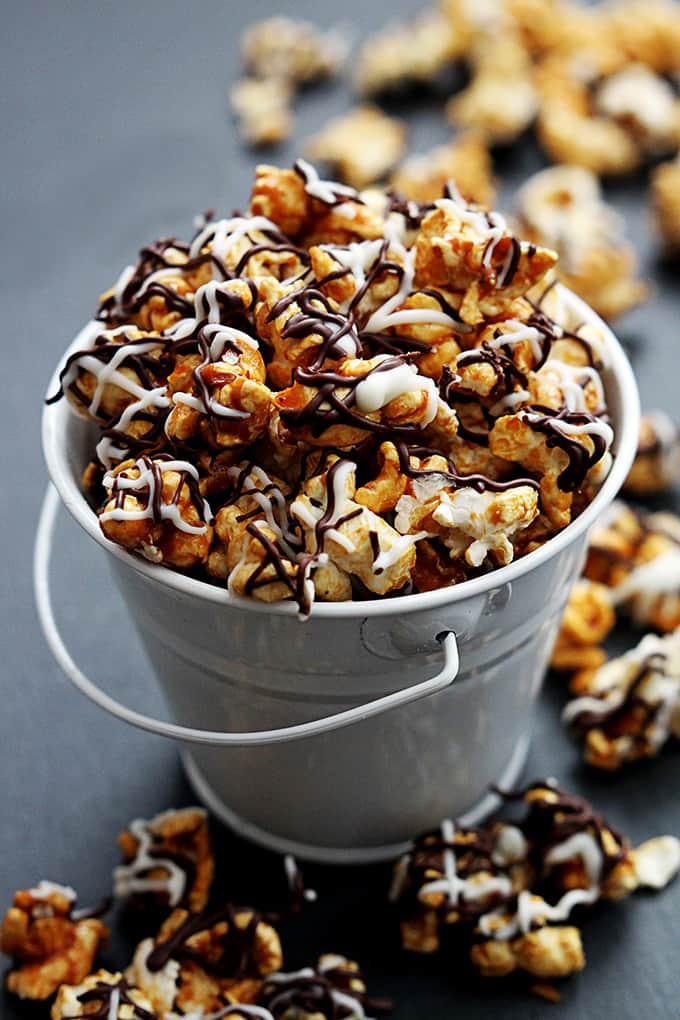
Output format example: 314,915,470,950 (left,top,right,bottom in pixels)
35,484,460,746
